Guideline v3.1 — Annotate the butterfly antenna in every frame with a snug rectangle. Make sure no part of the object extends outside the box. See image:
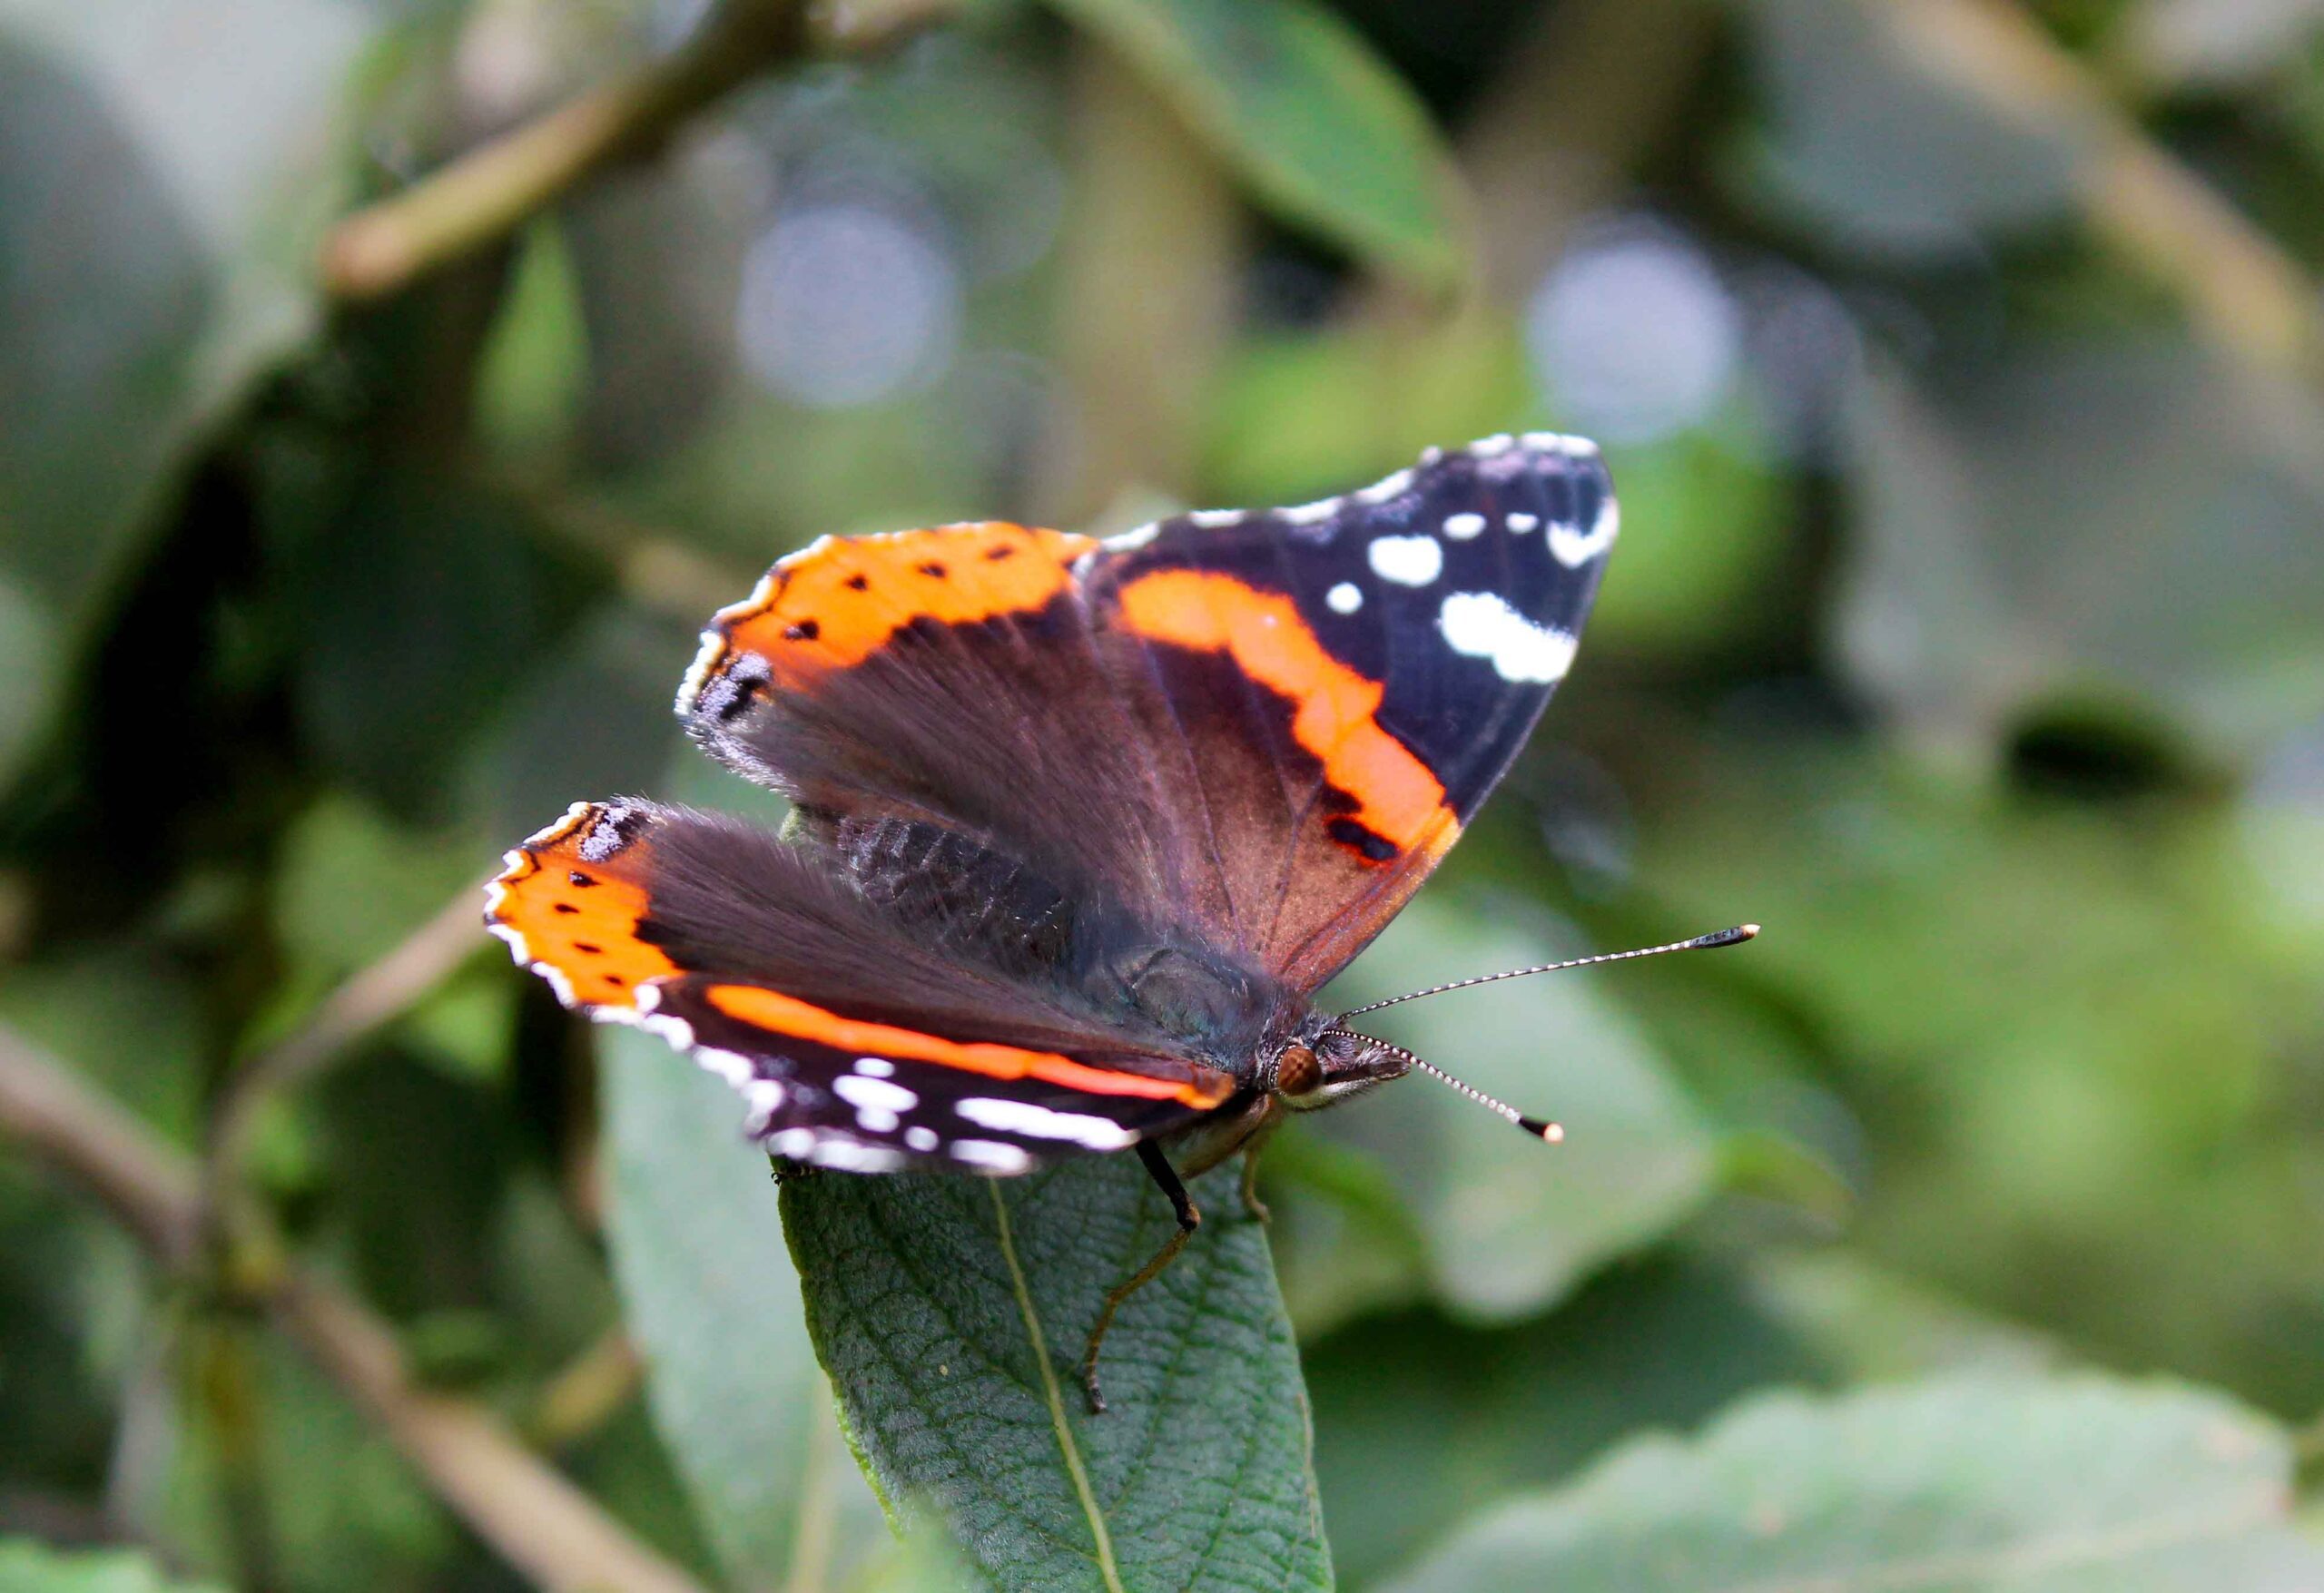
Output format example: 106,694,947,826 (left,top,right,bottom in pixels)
1334,1032,1567,1145
1336,923,1758,1019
